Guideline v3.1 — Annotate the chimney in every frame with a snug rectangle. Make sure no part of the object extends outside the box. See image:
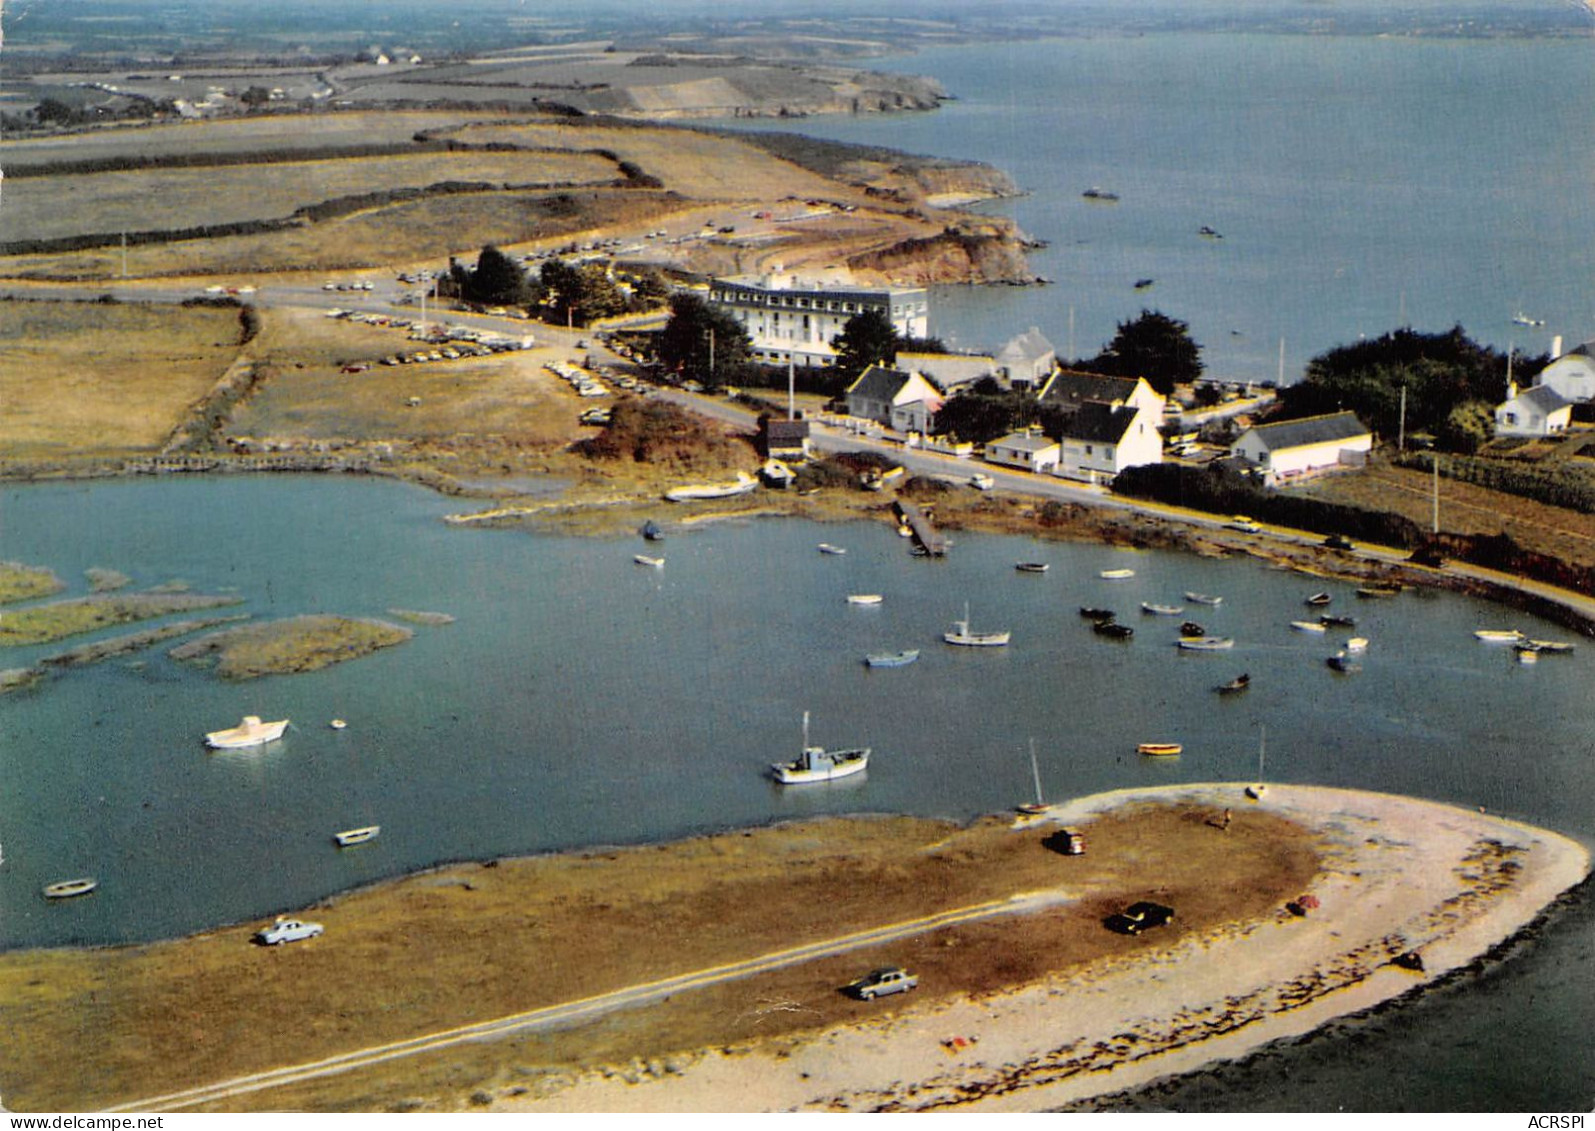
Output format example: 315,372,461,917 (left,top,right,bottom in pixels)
1551,334,1563,360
